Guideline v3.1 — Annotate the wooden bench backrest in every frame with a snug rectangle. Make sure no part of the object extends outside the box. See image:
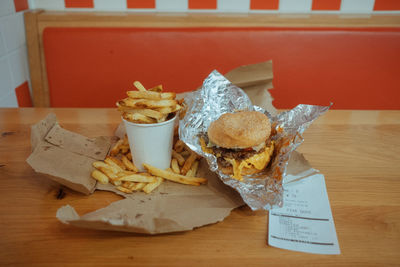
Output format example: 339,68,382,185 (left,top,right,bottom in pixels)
25,11,400,109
